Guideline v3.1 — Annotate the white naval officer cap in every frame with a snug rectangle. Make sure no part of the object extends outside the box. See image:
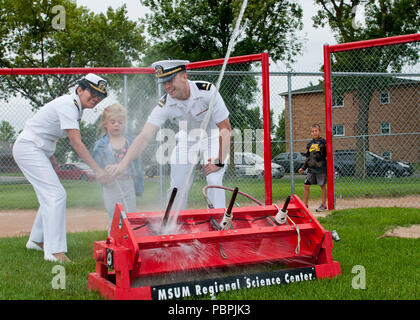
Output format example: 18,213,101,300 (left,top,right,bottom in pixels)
152,60,190,83
78,73,108,99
